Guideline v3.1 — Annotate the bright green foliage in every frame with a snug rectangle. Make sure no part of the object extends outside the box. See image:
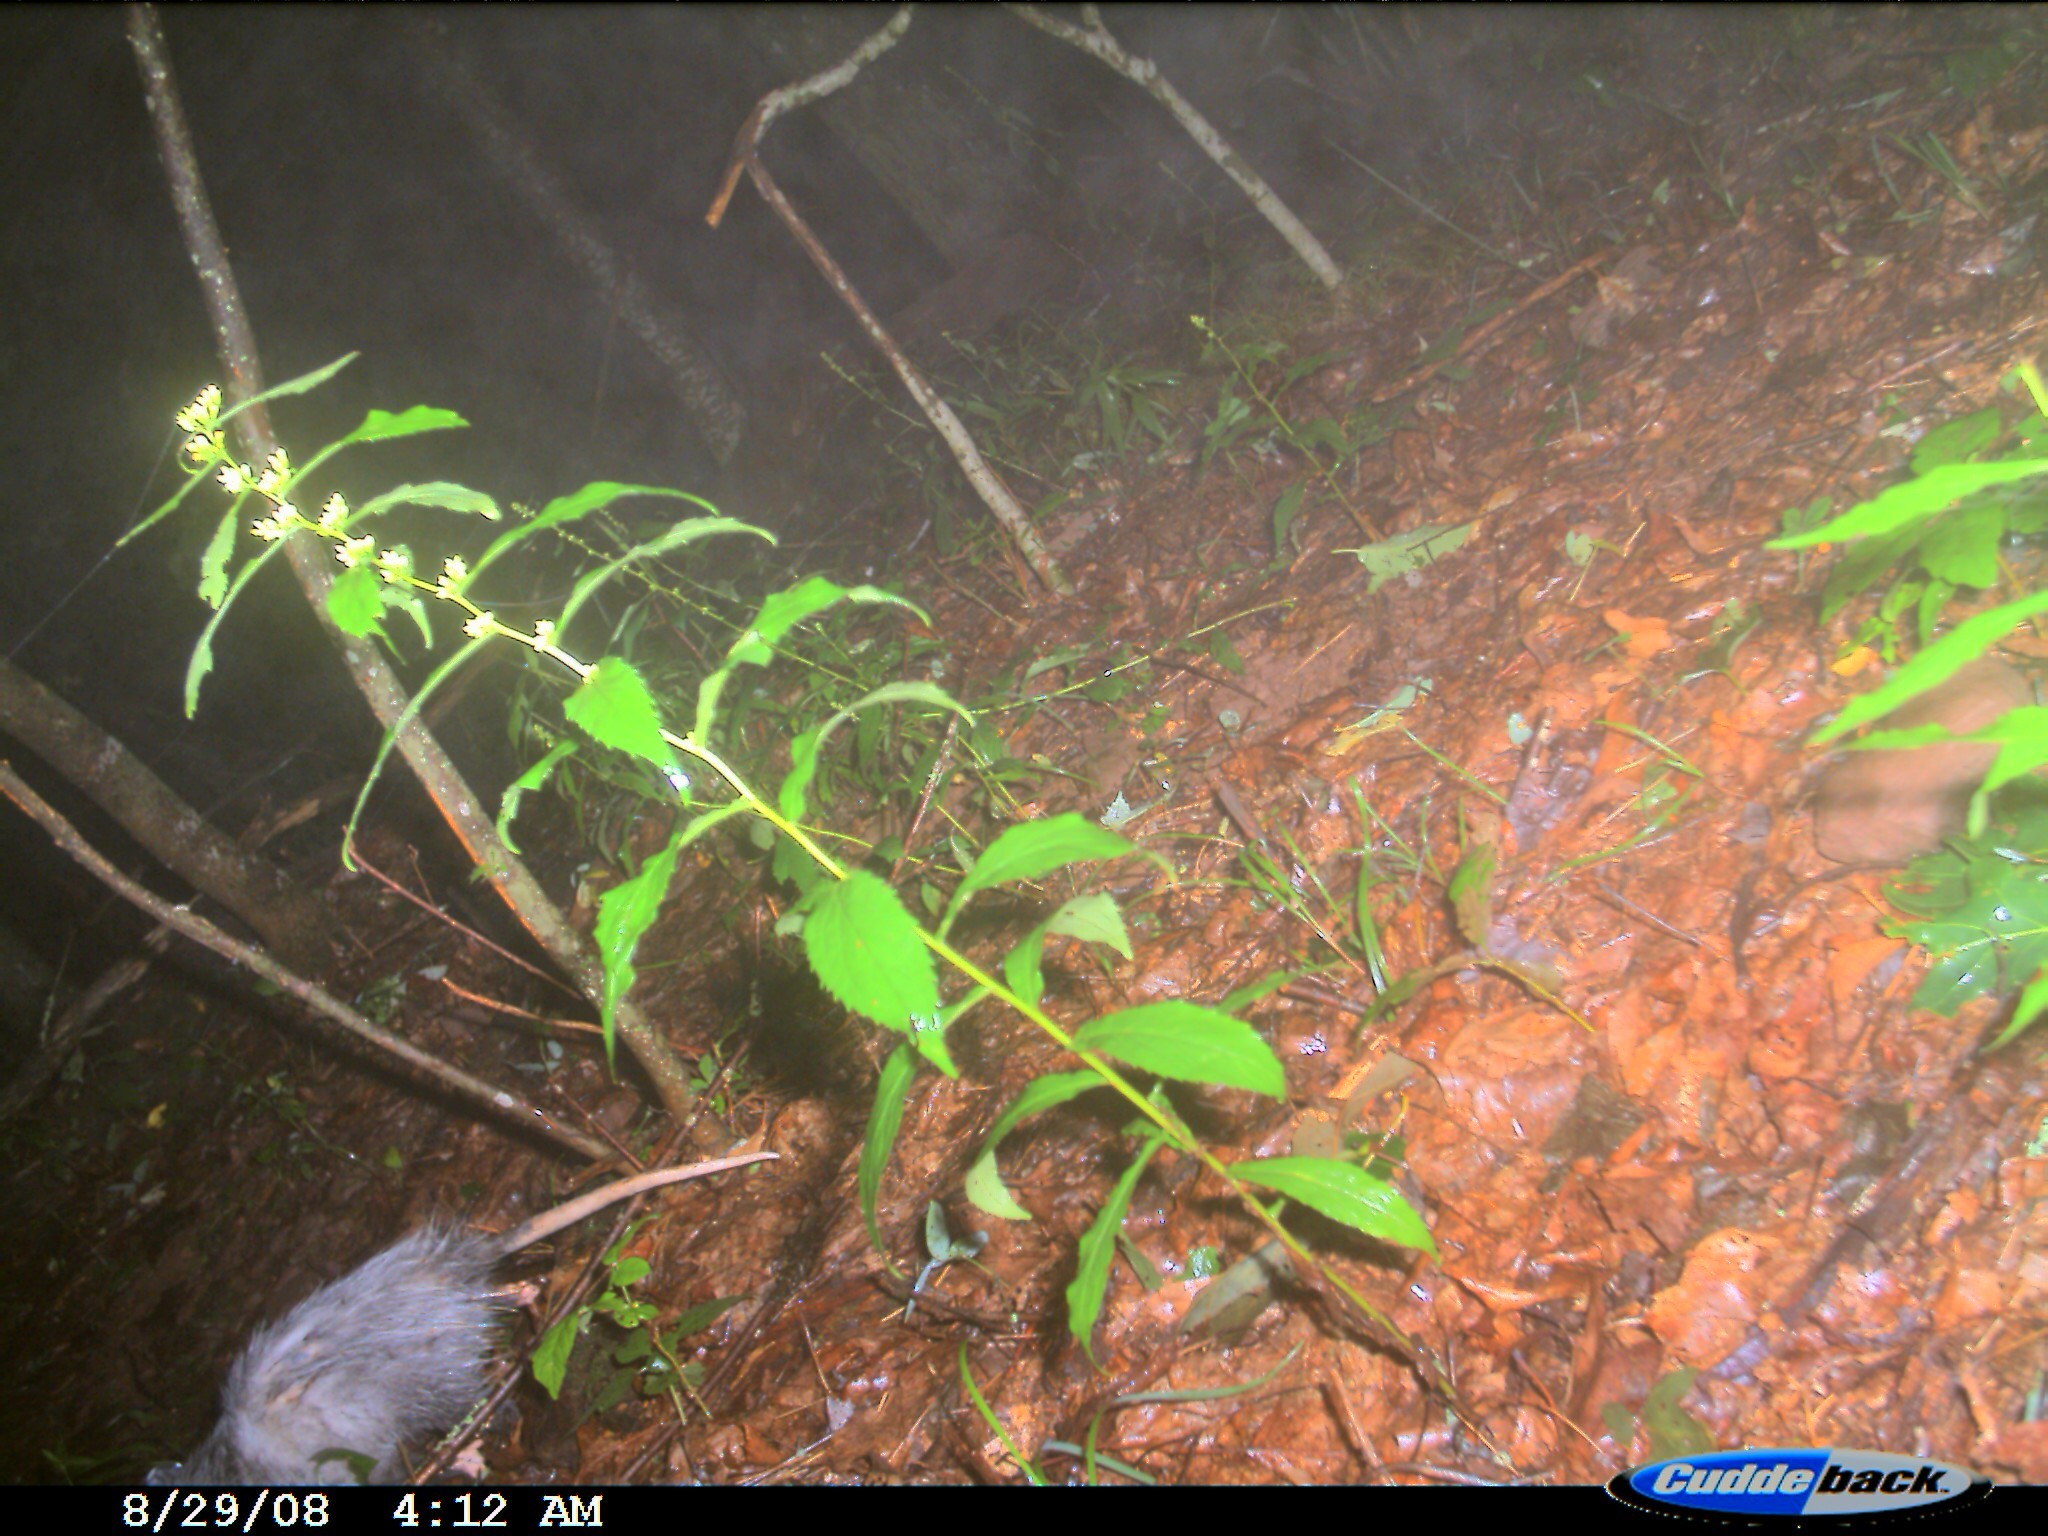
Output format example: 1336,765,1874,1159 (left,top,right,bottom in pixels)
565,658,680,779
1885,800,2048,1040
1071,1002,1285,1098
1226,1155,1436,1257
802,870,945,1060
943,813,1150,938
1068,1131,1166,1362
963,1070,1103,1222
1002,892,1131,1011
1810,591,2048,746
532,1216,744,1414
157,368,1442,1382
860,1046,920,1270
